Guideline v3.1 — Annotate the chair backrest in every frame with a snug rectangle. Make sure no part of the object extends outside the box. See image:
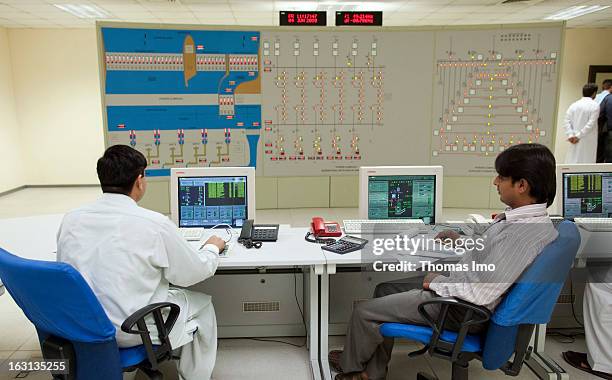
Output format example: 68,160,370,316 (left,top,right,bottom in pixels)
481,221,581,370
0,247,123,379
0,247,116,342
